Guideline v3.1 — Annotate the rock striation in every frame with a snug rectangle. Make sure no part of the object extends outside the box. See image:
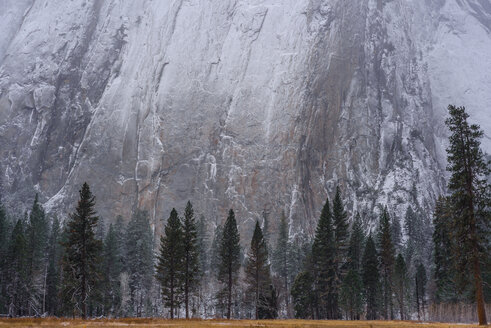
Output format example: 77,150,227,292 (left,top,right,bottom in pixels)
1,0,490,240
